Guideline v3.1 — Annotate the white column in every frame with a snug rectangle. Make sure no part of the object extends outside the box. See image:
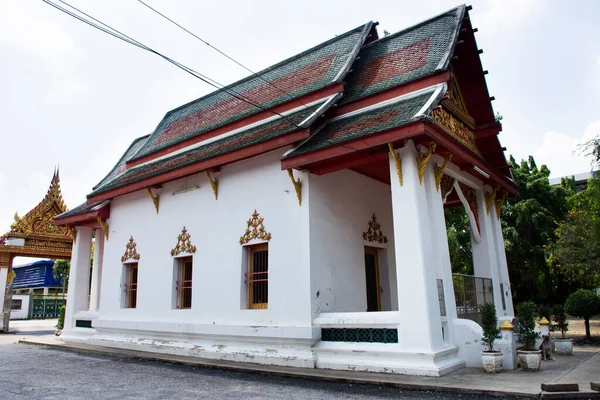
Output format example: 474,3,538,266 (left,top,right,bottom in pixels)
471,188,504,315
490,206,515,317
88,231,104,312
423,156,458,345
389,142,444,352
64,226,93,331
